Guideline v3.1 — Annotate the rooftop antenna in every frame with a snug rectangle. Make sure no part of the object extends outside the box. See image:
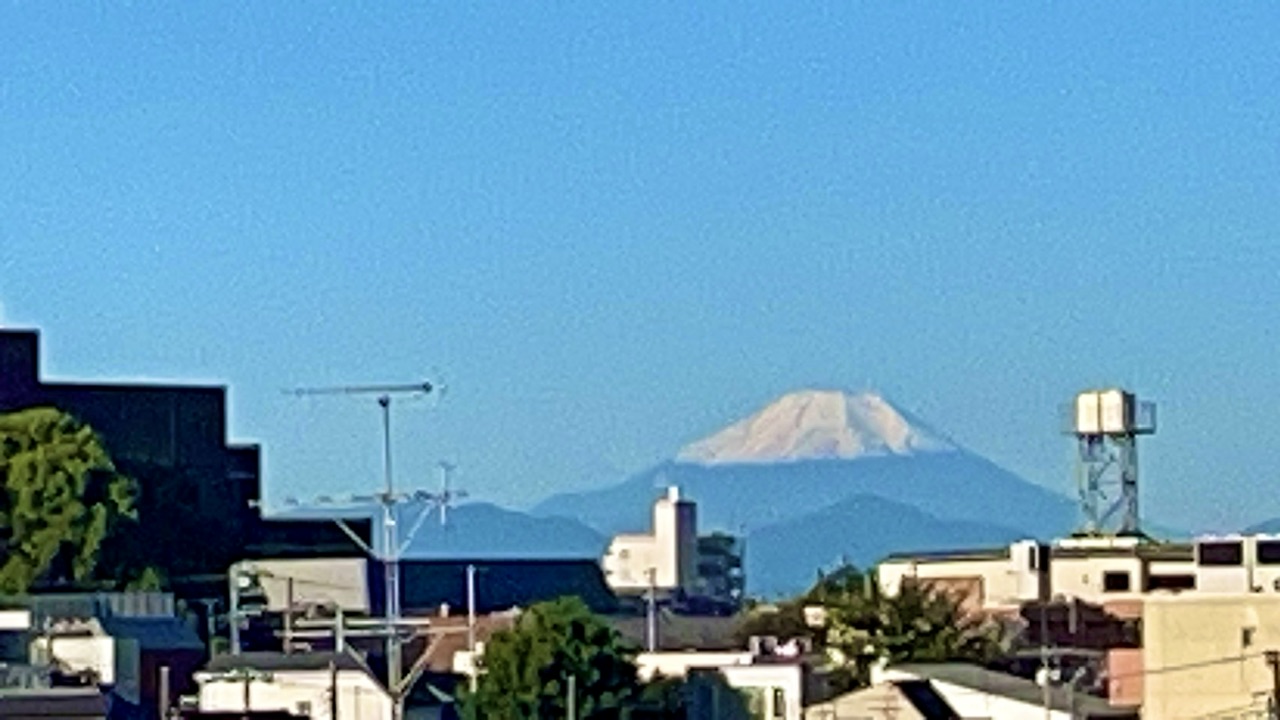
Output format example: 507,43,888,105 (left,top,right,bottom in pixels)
283,379,439,719
434,460,466,527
